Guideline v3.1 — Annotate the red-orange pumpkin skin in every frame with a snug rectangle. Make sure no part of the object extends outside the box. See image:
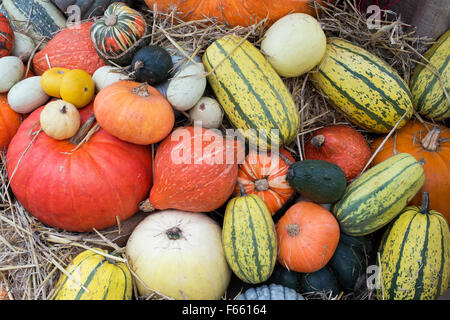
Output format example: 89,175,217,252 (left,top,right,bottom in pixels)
0,95,20,151
0,13,14,58
148,126,244,212
0,287,8,300
371,121,450,223
94,81,174,145
276,201,340,273
6,104,153,232
234,149,295,215
304,125,372,181
32,22,106,76
144,0,330,27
